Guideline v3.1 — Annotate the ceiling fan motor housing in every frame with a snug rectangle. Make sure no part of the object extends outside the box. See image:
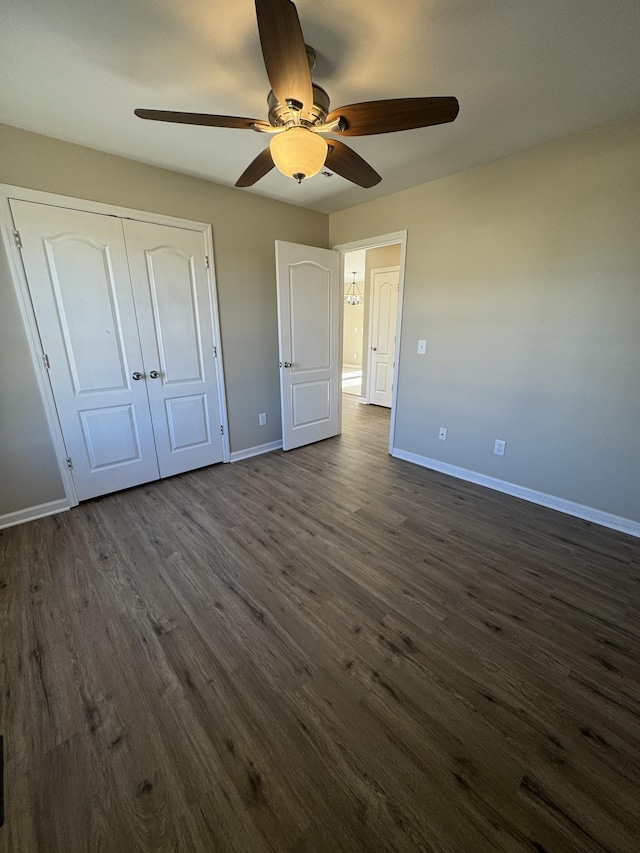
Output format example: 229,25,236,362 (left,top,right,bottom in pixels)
268,84,331,127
